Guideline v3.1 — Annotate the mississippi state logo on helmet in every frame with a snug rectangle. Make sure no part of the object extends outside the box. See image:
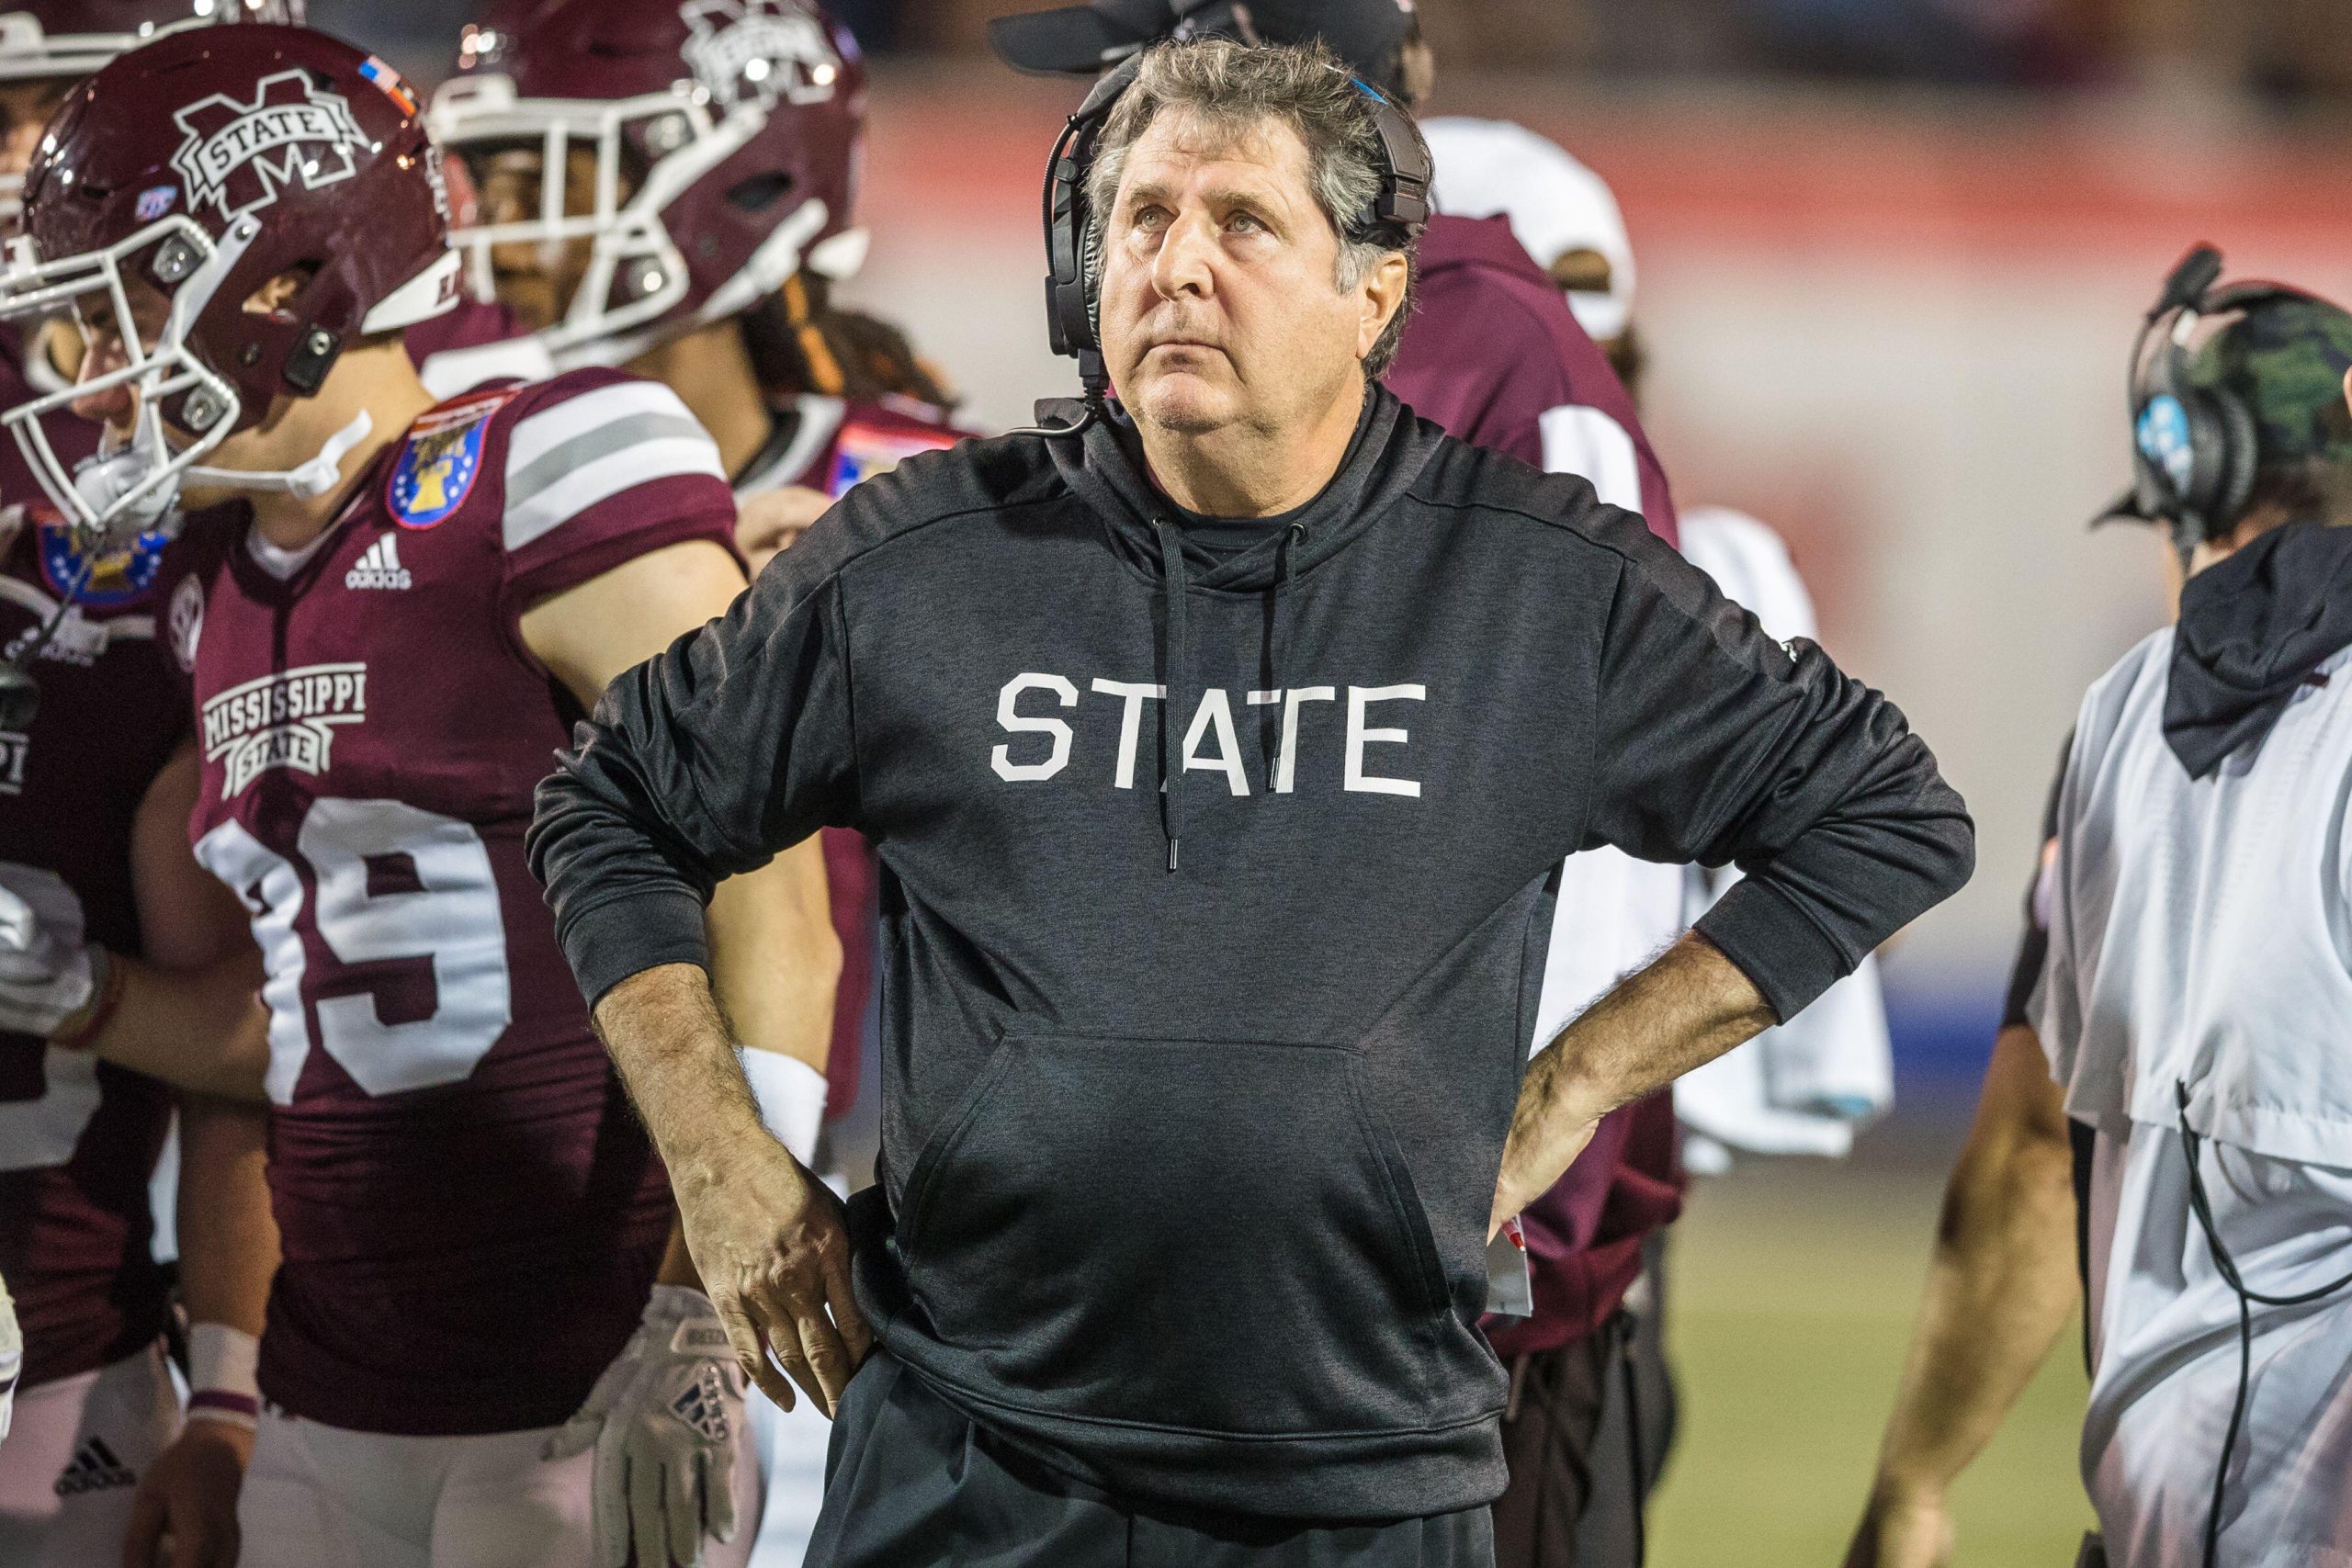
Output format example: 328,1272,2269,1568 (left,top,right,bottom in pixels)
429,0,866,370
680,0,839,107
0,23,457,538
171,66,372,220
